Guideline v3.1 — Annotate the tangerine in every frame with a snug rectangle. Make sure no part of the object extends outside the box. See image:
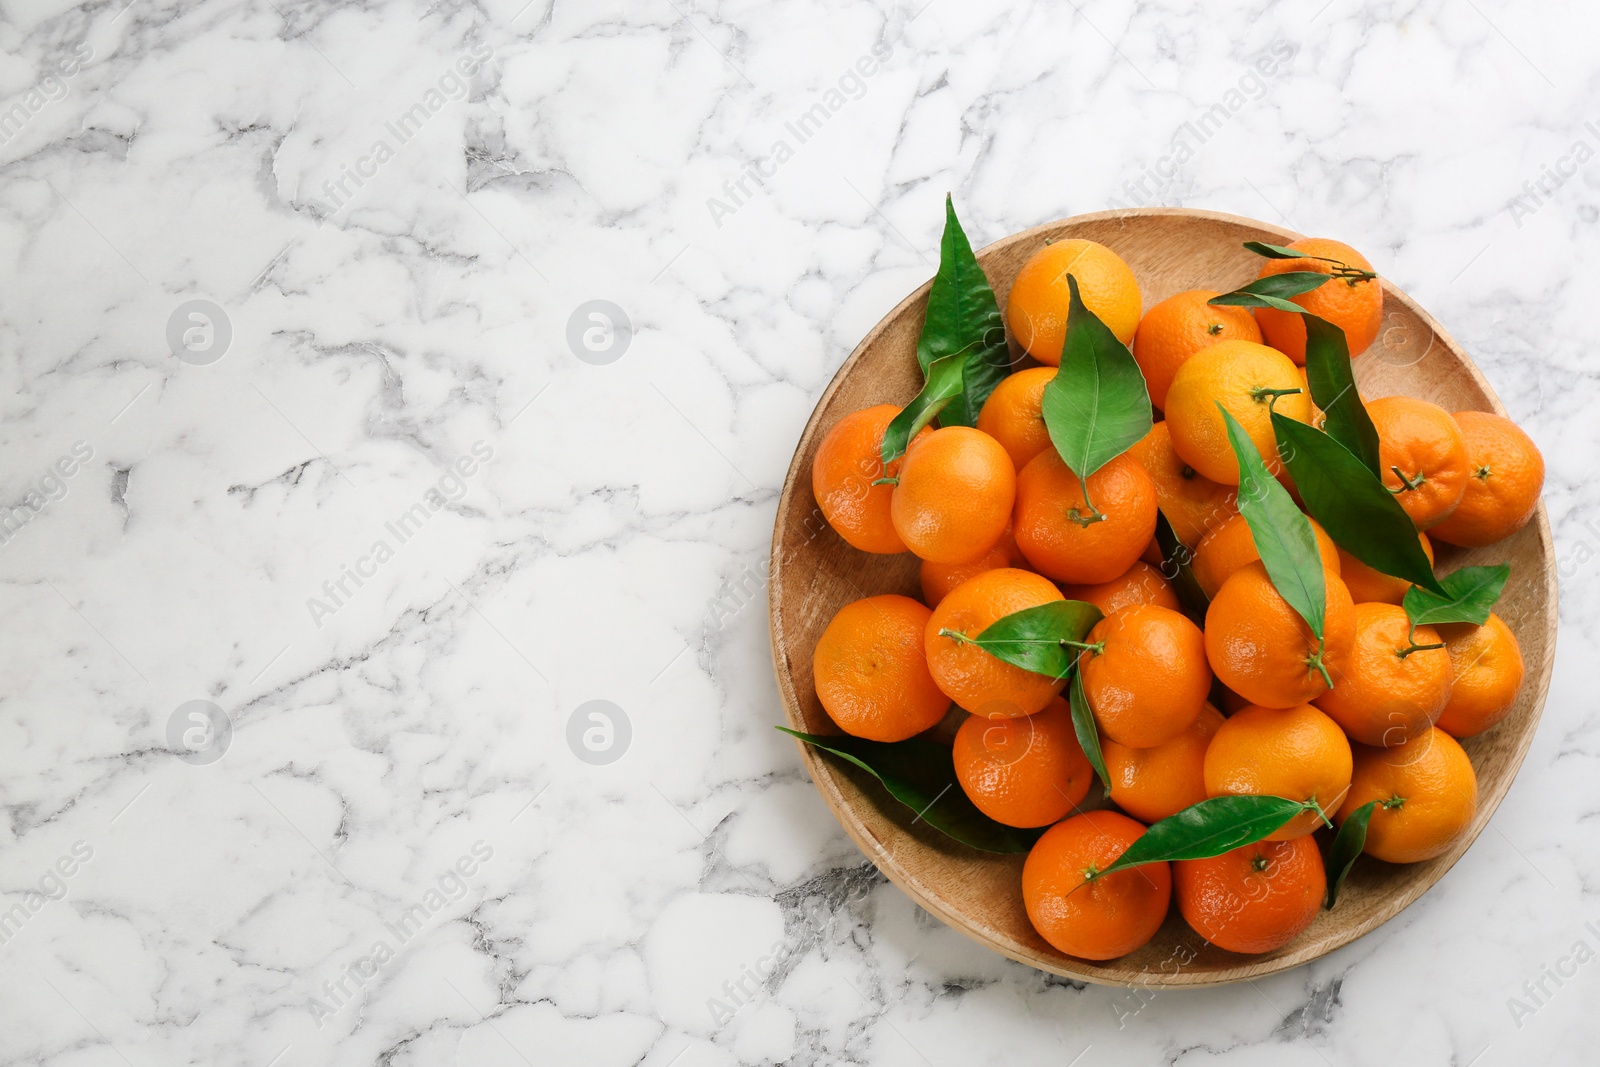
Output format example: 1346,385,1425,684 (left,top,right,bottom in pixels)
1252,238,1383,364
1013,451,1158,585
1204,702,1353,840
952,697,1091,827
891,426,1016,564
812,595,950,741
1022,810,1171,960
1430,411,1545,547
1005,239,1142,363
925,568,1068,718
812,405,929,553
